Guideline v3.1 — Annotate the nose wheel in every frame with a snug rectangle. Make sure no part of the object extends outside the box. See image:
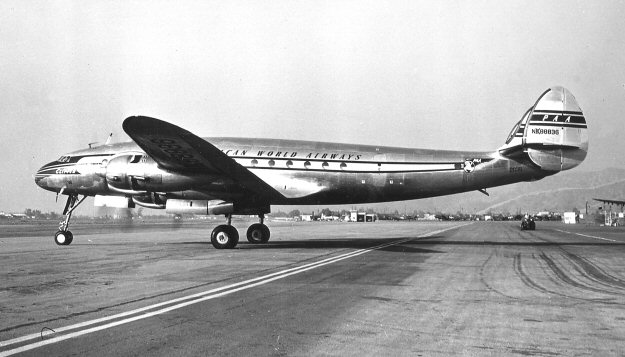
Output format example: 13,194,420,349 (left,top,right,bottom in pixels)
54,194,87,246
54,230,73,245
